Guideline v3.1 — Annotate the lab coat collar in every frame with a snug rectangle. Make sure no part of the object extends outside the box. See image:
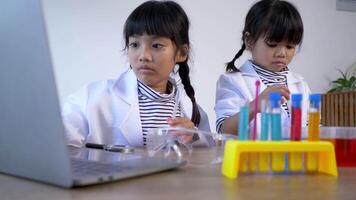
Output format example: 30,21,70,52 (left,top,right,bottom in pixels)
111,68,142,146
111,68,138,105
287,71,305,85
239,60,260,77
240,60,305,85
